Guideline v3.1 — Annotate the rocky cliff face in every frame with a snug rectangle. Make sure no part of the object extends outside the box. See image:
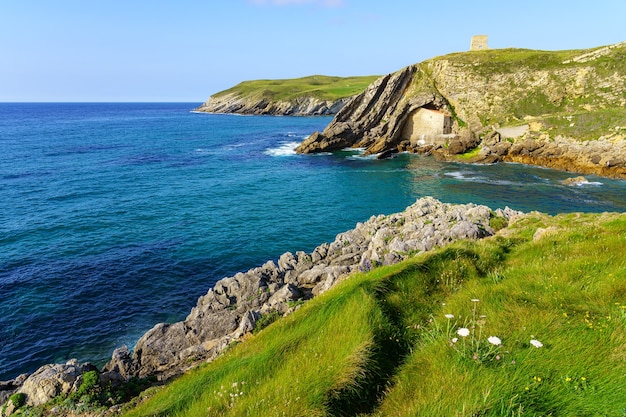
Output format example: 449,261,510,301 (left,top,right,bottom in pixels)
297,42,626,178
195,93,350,116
